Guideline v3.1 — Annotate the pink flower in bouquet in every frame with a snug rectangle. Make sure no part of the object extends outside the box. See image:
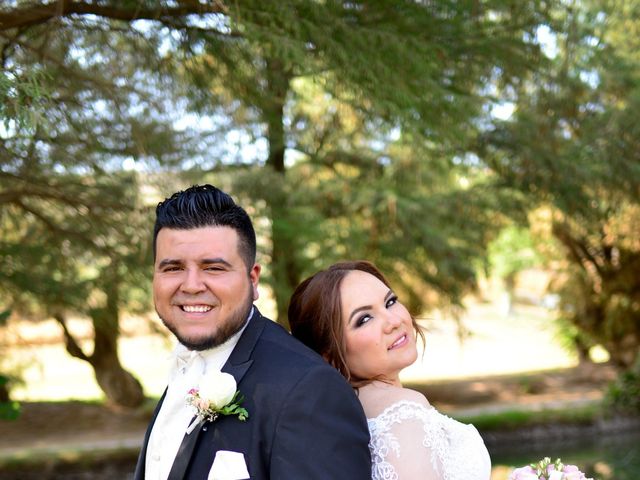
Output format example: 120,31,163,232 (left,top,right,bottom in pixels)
509,465,539,480
509,458,593,480
562,464,590,480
